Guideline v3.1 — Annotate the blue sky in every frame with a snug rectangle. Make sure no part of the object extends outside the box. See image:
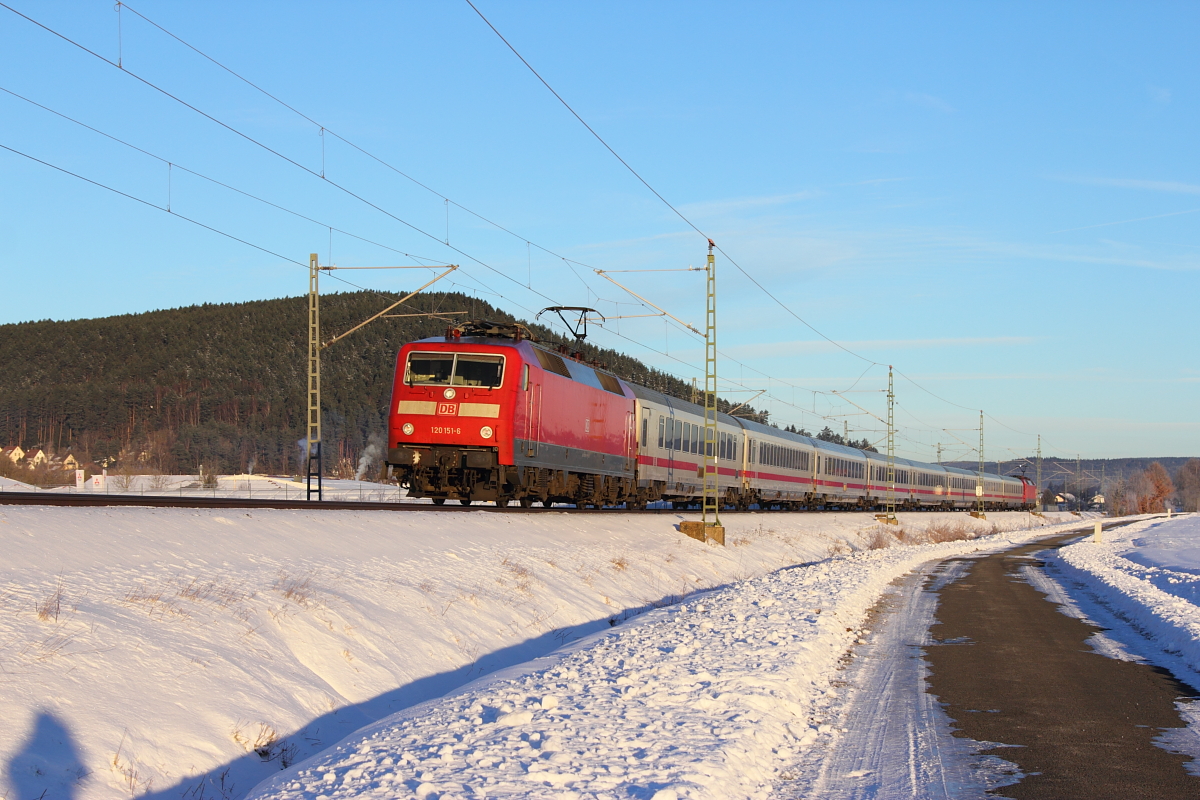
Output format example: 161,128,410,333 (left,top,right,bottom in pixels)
1,1,1196,461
